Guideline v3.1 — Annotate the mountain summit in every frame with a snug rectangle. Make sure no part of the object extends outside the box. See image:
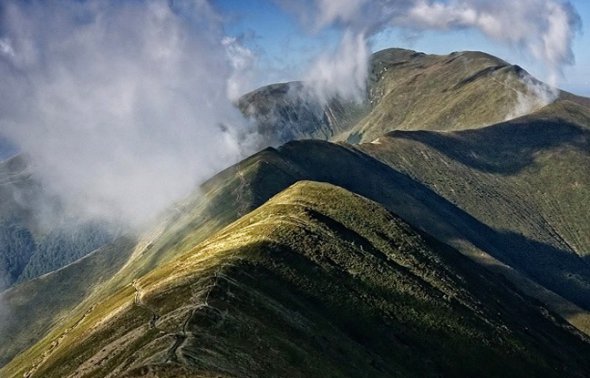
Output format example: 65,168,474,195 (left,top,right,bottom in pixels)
2,48,590,377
